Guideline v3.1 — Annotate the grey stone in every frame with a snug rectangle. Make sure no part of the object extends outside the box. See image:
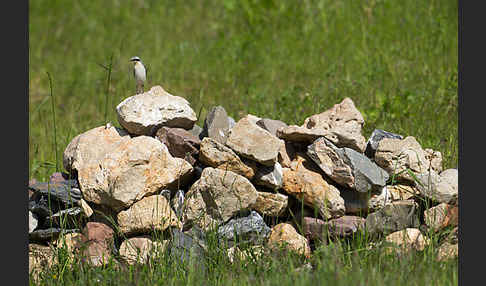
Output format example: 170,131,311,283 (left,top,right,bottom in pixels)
28,182,81,207
217,211,271,246
29,228,79,242
365,200,420,237
365,129,403,159
43,207,84,229
307,137,389,192
169,228,206,269
228,116,236,129
253,162,283,190
171,190,185,220
188,124,204,139
256,118,288,137
201,106,230,144
116,85,197,135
